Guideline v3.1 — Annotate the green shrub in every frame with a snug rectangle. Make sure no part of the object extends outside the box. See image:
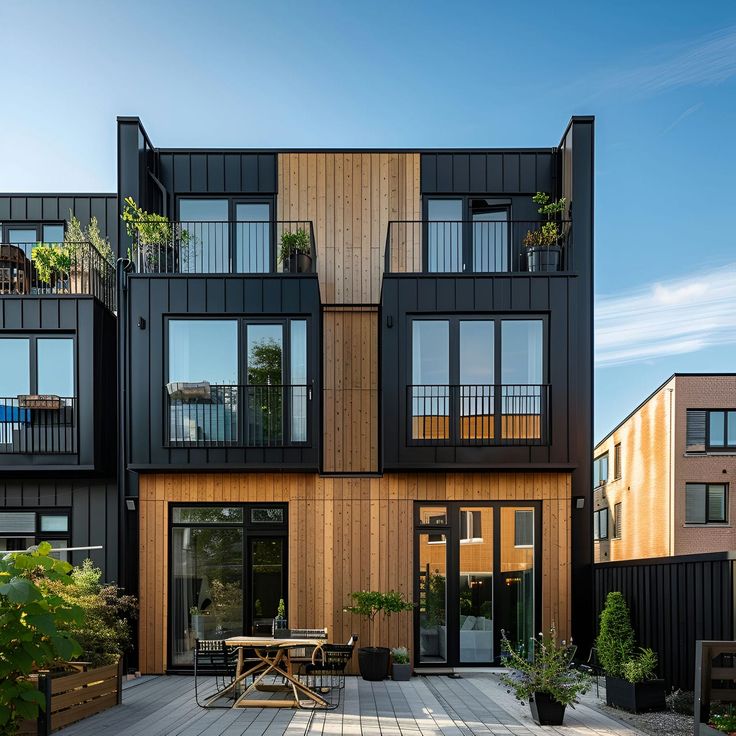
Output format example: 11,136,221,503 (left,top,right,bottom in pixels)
45,559,137,667
278,228,311,265
621,647,658,683
596,591,635,678
0,543,82,735
391,647,409,664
